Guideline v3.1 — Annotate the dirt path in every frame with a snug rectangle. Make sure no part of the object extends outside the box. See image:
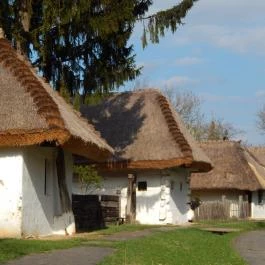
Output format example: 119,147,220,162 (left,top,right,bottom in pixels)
2,226,180,265
3,247,114,265
234,230,265,265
